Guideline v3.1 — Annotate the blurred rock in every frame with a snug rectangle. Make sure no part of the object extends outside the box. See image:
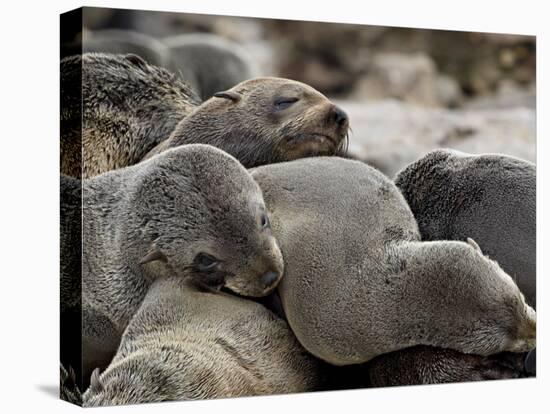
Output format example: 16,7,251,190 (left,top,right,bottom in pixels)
263,20,535,101
264,20,386,95
435,74,464,108
465,81,535,110
340,99,535,177
352,52,463,107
